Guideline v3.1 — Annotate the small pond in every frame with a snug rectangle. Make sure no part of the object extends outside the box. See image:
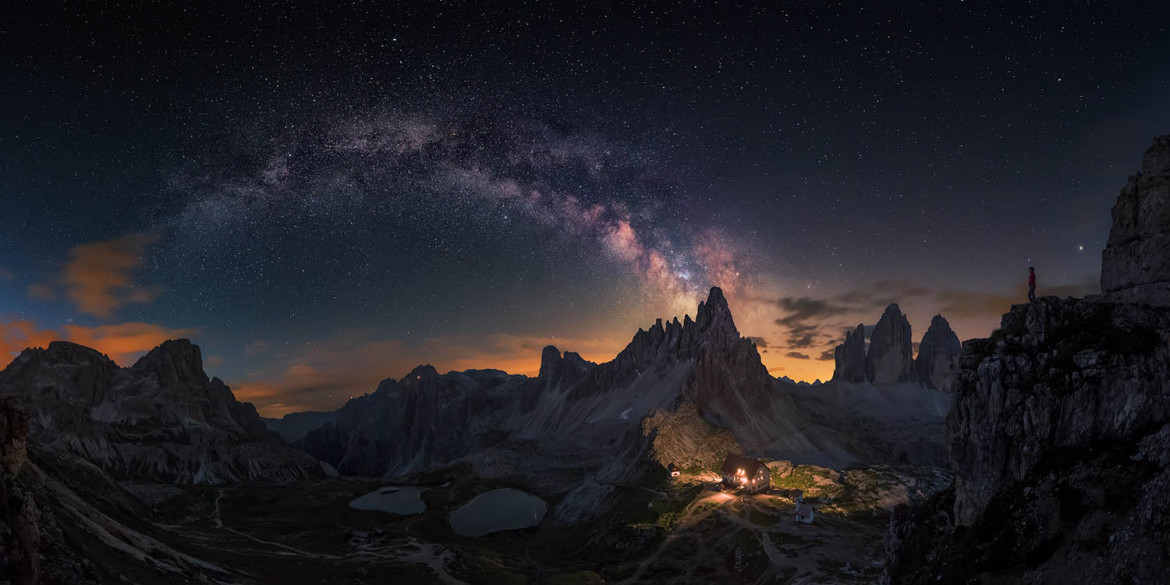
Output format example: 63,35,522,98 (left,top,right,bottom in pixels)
448,488,547,537
349,485,428,515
